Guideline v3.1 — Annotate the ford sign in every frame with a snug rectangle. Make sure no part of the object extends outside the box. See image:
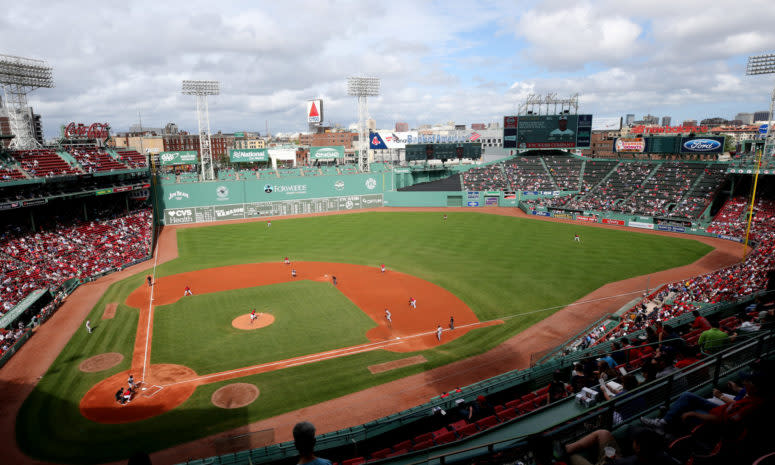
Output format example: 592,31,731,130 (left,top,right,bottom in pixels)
682,138,722,152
